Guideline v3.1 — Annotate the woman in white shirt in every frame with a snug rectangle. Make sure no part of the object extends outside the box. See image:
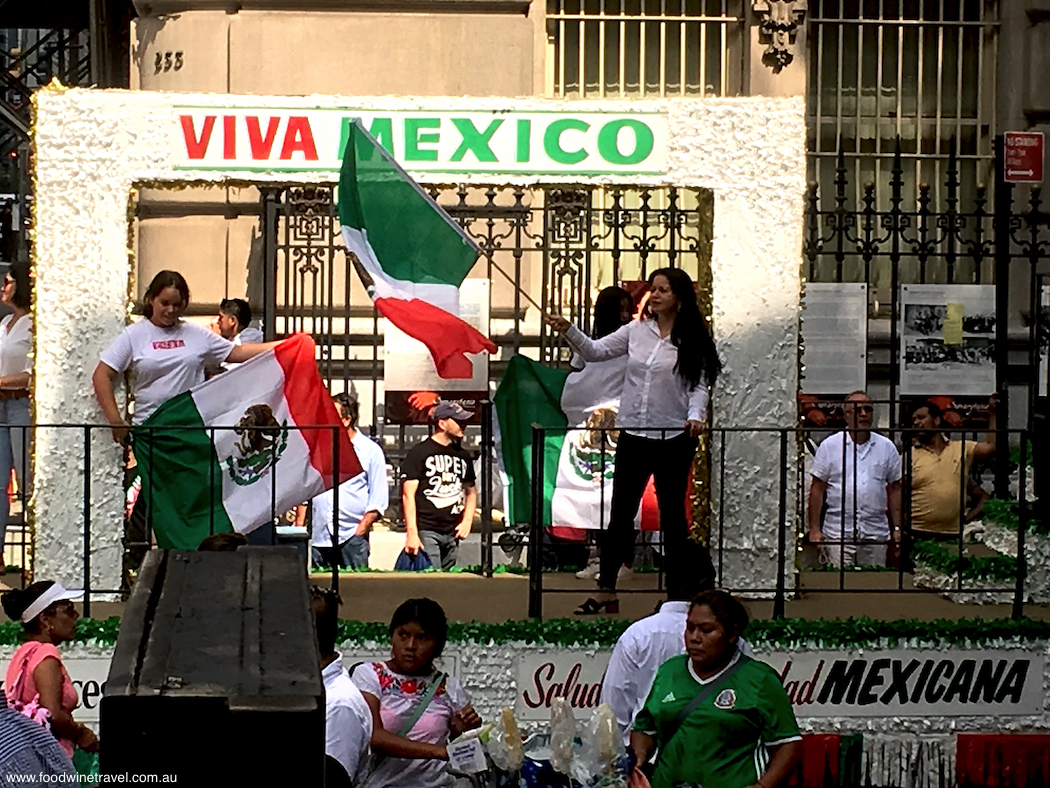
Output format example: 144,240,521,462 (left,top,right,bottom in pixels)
548,268,722,614
92,271,278,568
0,261,33,555
92,270,277,442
